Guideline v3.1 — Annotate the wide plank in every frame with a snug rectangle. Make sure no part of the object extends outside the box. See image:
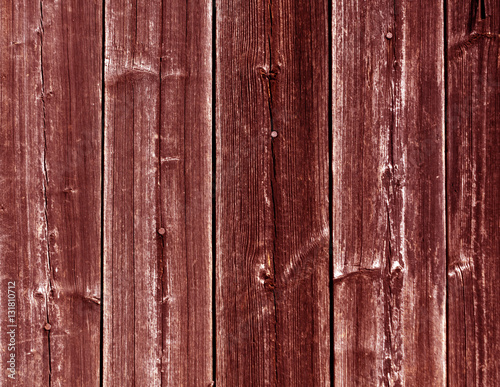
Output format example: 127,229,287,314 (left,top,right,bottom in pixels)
40,0,102,384
0,1,50,384
332,0,447,385
103,1,213,385
0,0,102,384
216,0,330,384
